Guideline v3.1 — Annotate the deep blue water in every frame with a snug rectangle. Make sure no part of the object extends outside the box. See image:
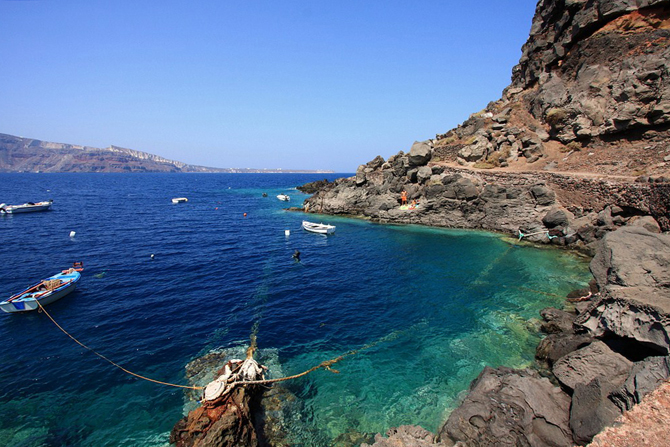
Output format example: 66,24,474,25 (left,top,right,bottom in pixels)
0,173,590,446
